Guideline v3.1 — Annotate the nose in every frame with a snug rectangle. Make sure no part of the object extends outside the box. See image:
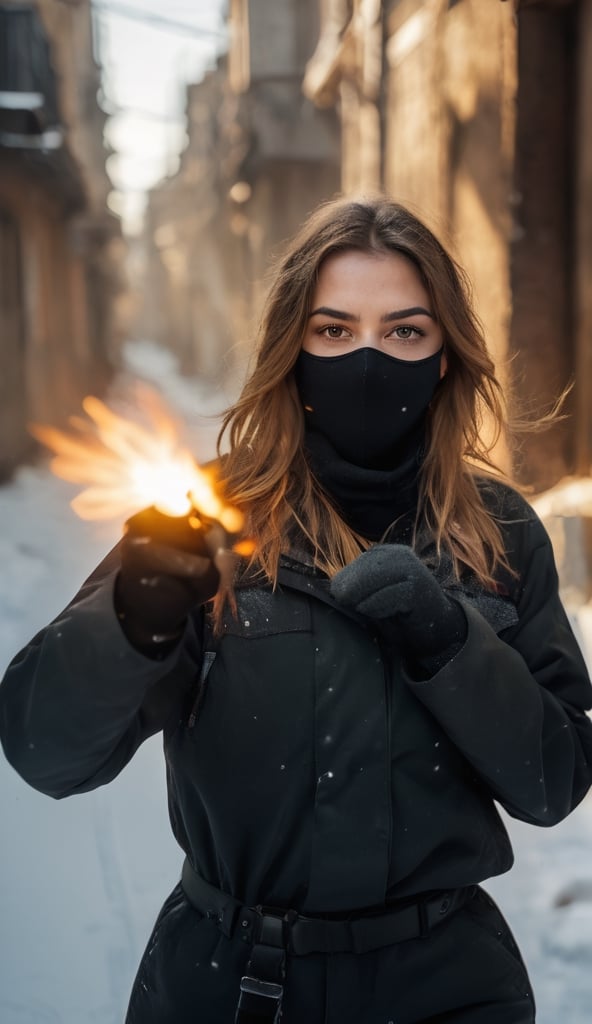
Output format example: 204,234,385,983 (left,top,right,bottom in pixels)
355,333,381,351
